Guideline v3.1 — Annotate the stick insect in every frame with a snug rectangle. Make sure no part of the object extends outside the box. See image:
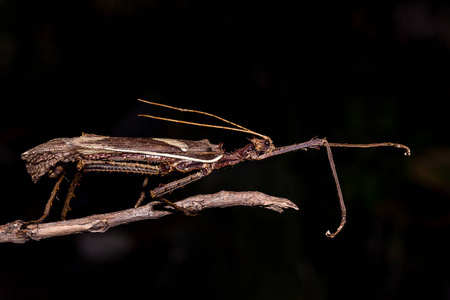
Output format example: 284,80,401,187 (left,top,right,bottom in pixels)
21,99,410,237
